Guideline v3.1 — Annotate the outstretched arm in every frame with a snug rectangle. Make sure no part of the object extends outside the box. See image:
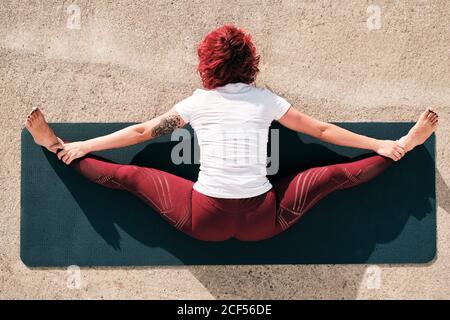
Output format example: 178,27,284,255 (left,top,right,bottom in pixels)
277,107,405,161
57,107,185,164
